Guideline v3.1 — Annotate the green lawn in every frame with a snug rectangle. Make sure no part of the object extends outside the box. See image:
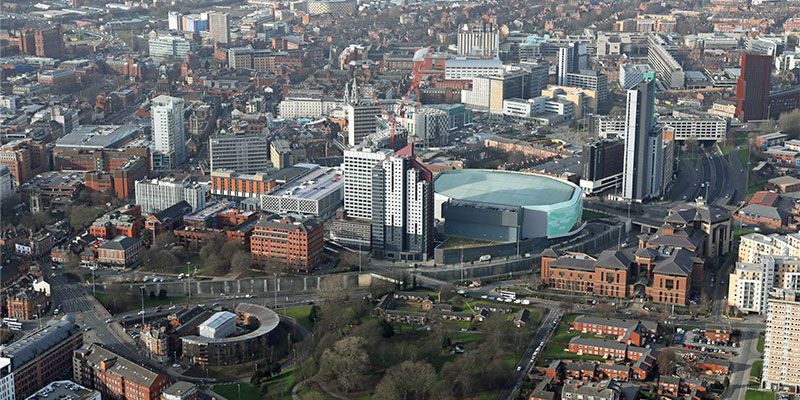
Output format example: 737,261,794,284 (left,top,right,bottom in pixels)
438,235,493,249
745,389,775,400
277,305,314,330
452,331,482,345
582,210,609,221
757,332,765,353
261,369,297,399
751,360,763,379
213,383,260,400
